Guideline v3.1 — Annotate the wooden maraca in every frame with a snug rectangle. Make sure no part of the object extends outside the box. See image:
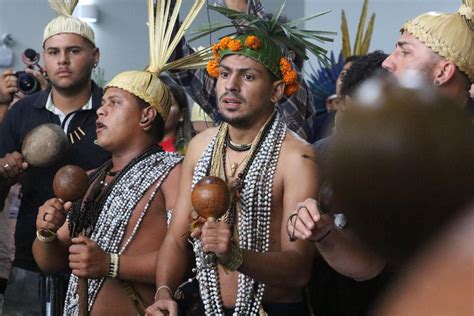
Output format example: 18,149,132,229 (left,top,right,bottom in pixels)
22,123,68,167
52,165,89,316
53,165,89,202
191,176,231,268
191,176,231,221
